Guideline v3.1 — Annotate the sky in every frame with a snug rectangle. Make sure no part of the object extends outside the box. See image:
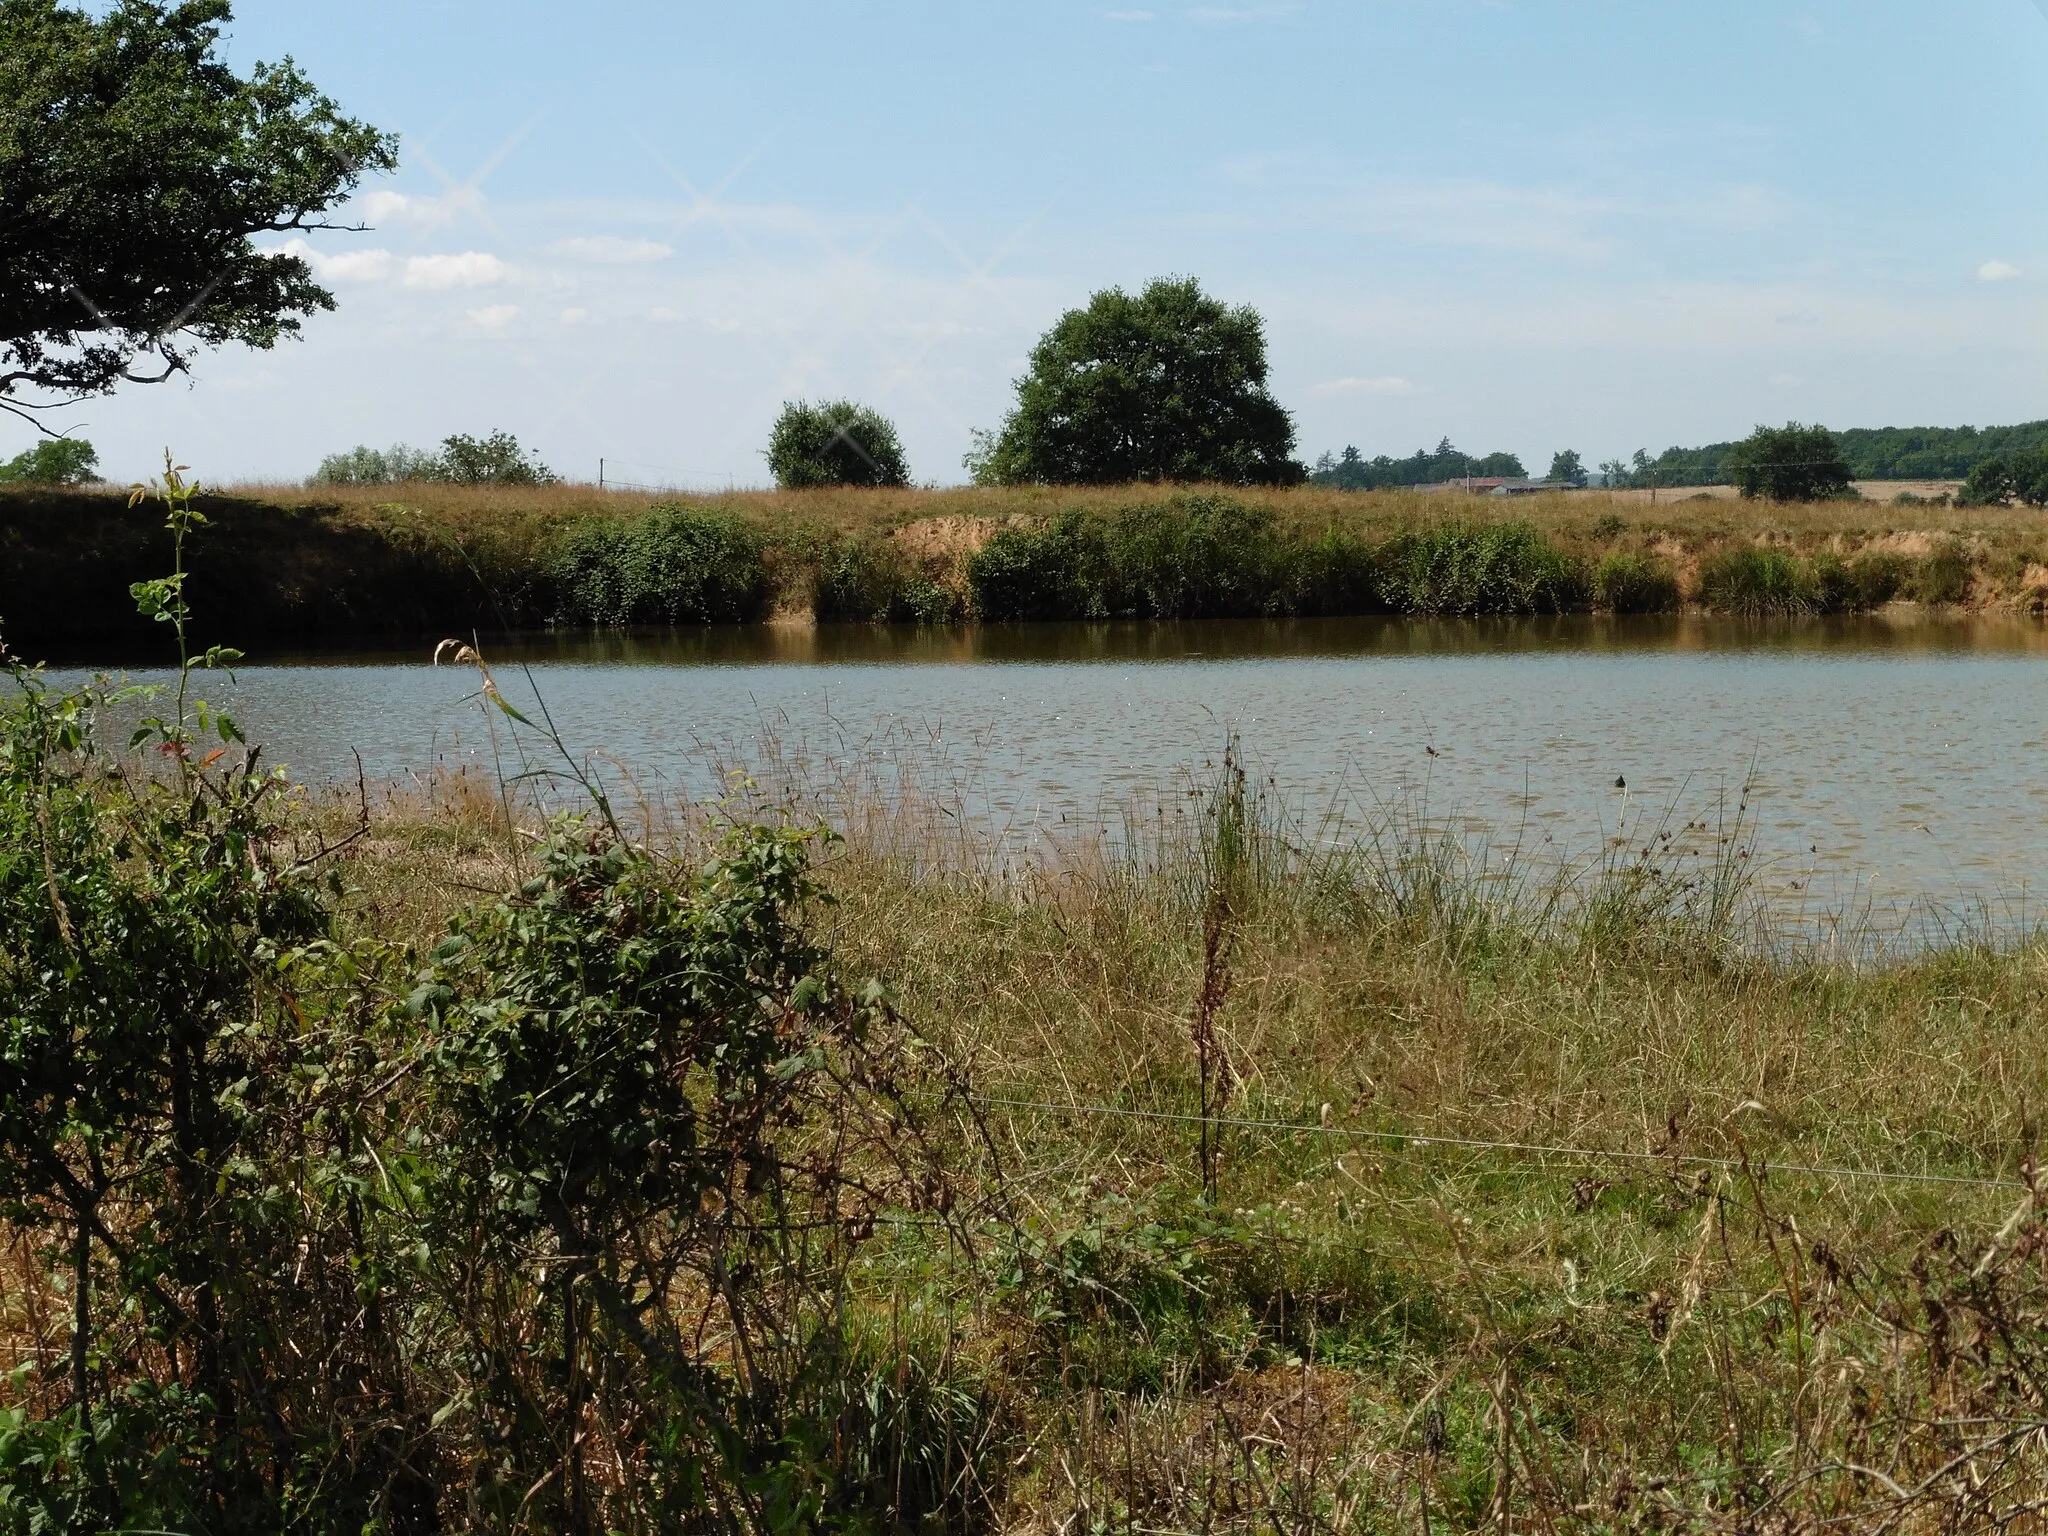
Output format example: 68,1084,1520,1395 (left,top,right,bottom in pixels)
18,0,2048,486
